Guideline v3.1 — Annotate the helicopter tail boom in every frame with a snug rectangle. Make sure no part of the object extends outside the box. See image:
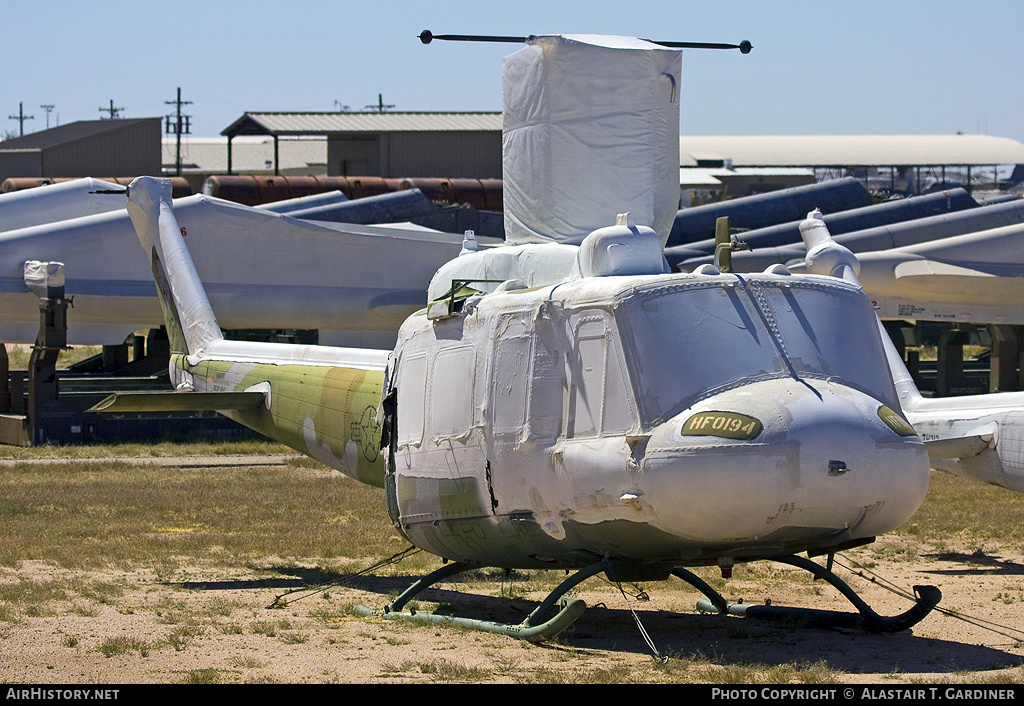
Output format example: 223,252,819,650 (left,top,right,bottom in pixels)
94,177,391,486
